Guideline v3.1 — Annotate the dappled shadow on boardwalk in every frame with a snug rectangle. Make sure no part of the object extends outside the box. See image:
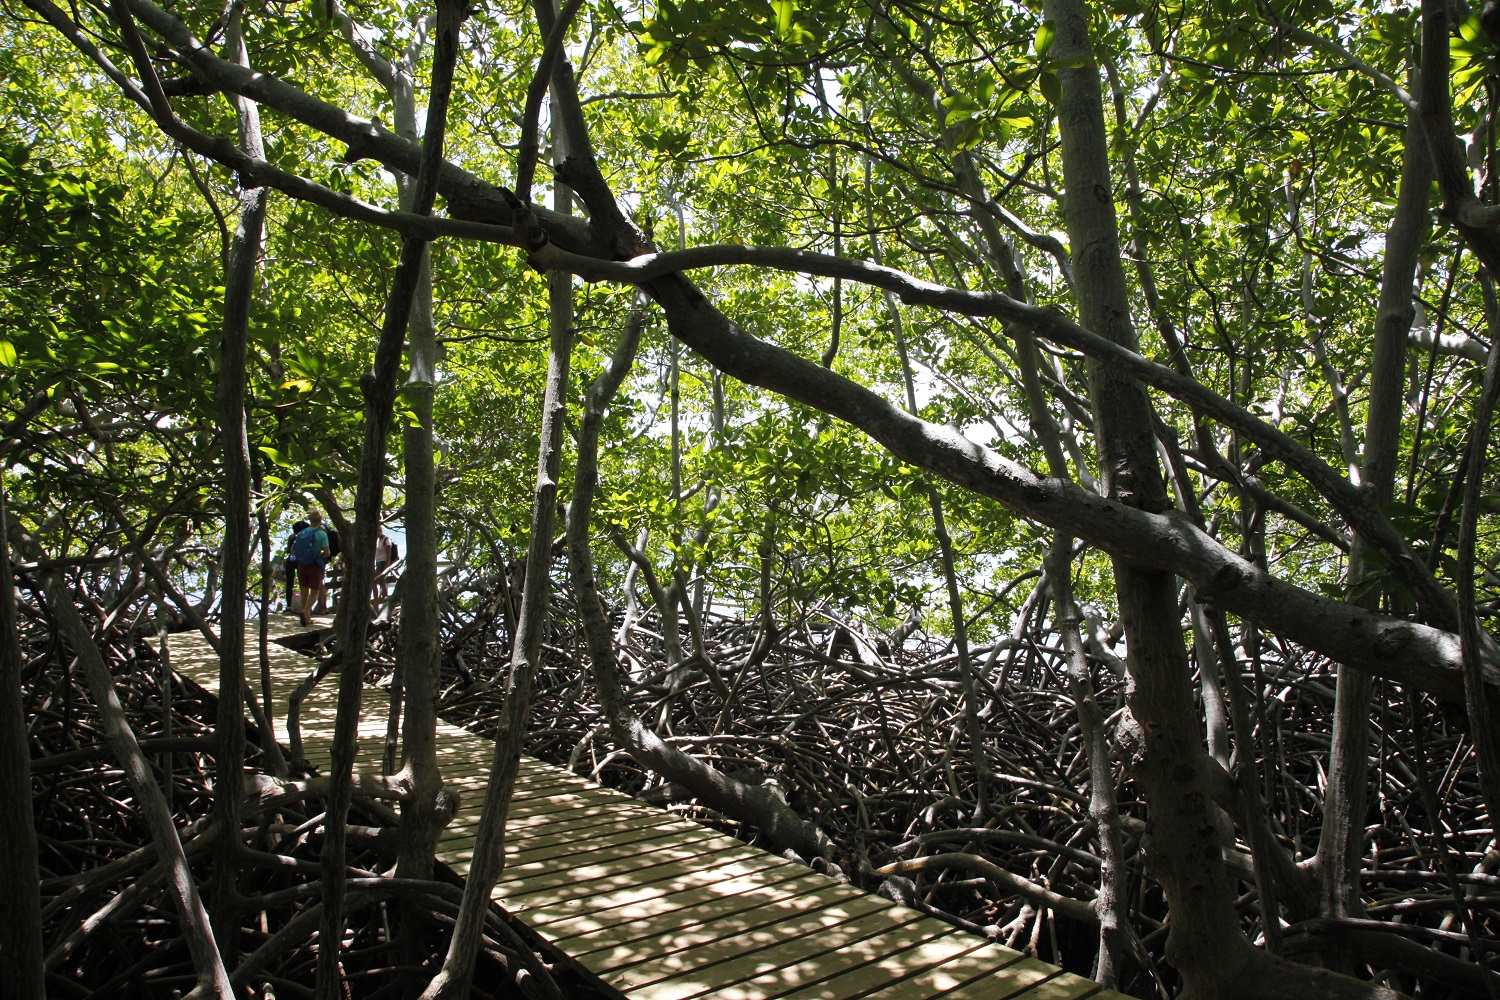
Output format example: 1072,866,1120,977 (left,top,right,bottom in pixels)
170,620,1130,1000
